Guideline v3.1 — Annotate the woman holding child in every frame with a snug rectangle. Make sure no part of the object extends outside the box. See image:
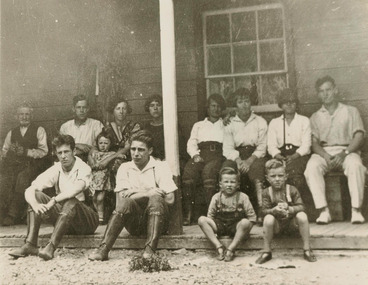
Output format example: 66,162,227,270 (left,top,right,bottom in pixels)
104,98,141,171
